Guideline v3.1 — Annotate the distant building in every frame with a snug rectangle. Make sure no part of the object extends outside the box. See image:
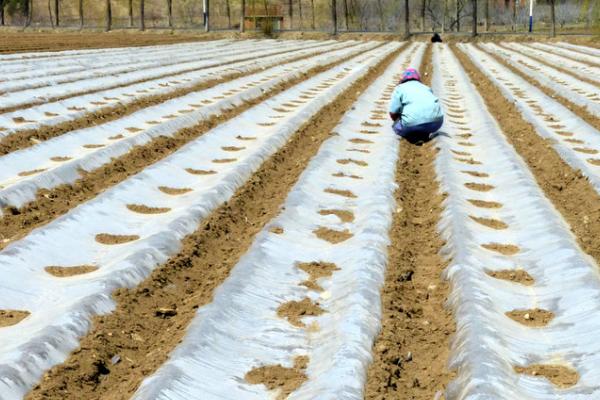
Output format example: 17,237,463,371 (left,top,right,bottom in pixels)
244,4,285,31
